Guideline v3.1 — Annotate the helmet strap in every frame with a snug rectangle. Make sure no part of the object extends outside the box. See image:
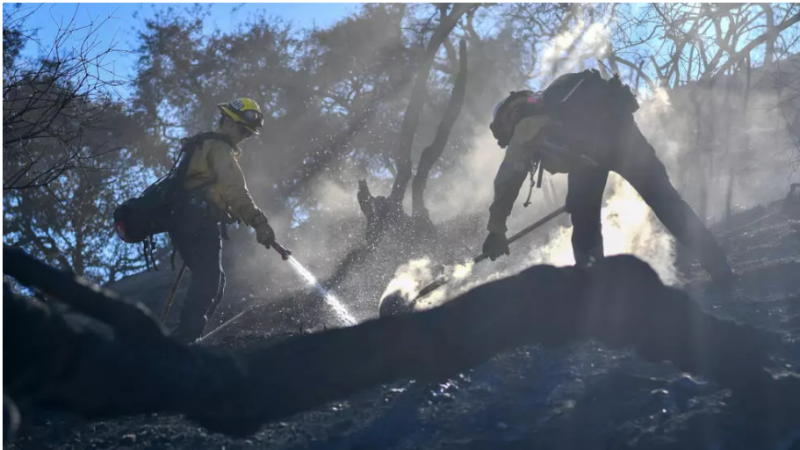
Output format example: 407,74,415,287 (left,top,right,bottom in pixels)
237,123,253,138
